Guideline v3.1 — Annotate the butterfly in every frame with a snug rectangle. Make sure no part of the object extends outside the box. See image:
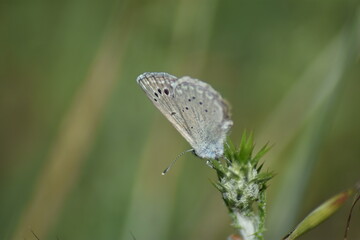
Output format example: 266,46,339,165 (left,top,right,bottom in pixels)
137,72,233,173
